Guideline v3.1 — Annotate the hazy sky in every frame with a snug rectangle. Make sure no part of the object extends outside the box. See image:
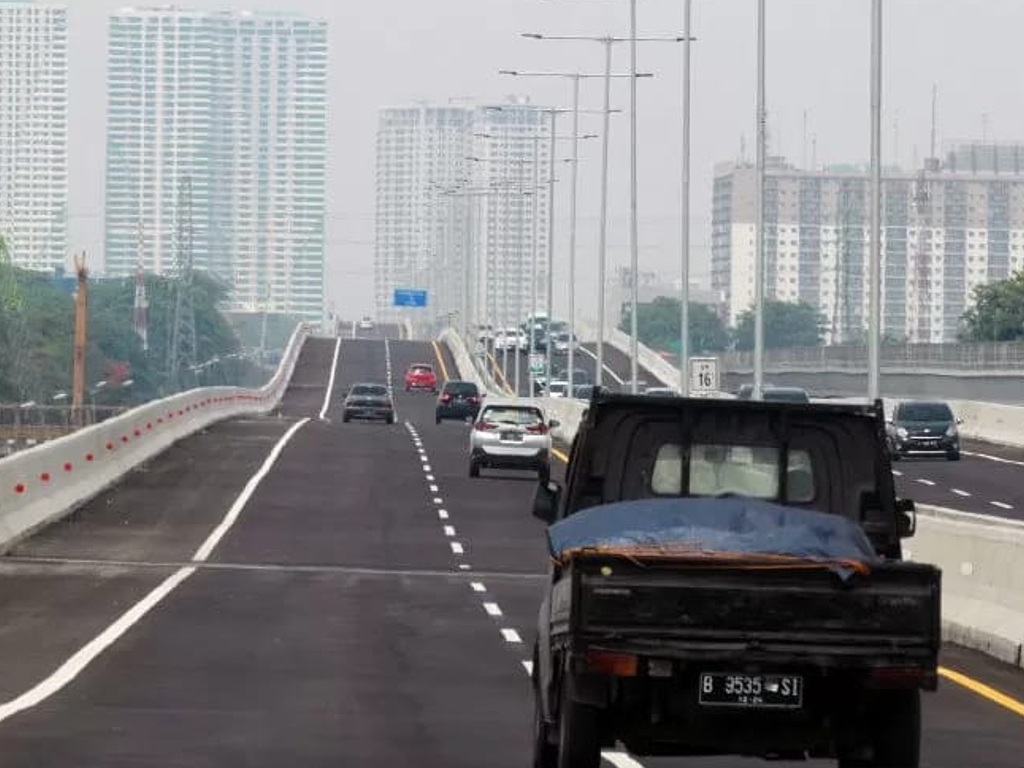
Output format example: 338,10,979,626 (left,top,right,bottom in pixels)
62,0,1024,319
